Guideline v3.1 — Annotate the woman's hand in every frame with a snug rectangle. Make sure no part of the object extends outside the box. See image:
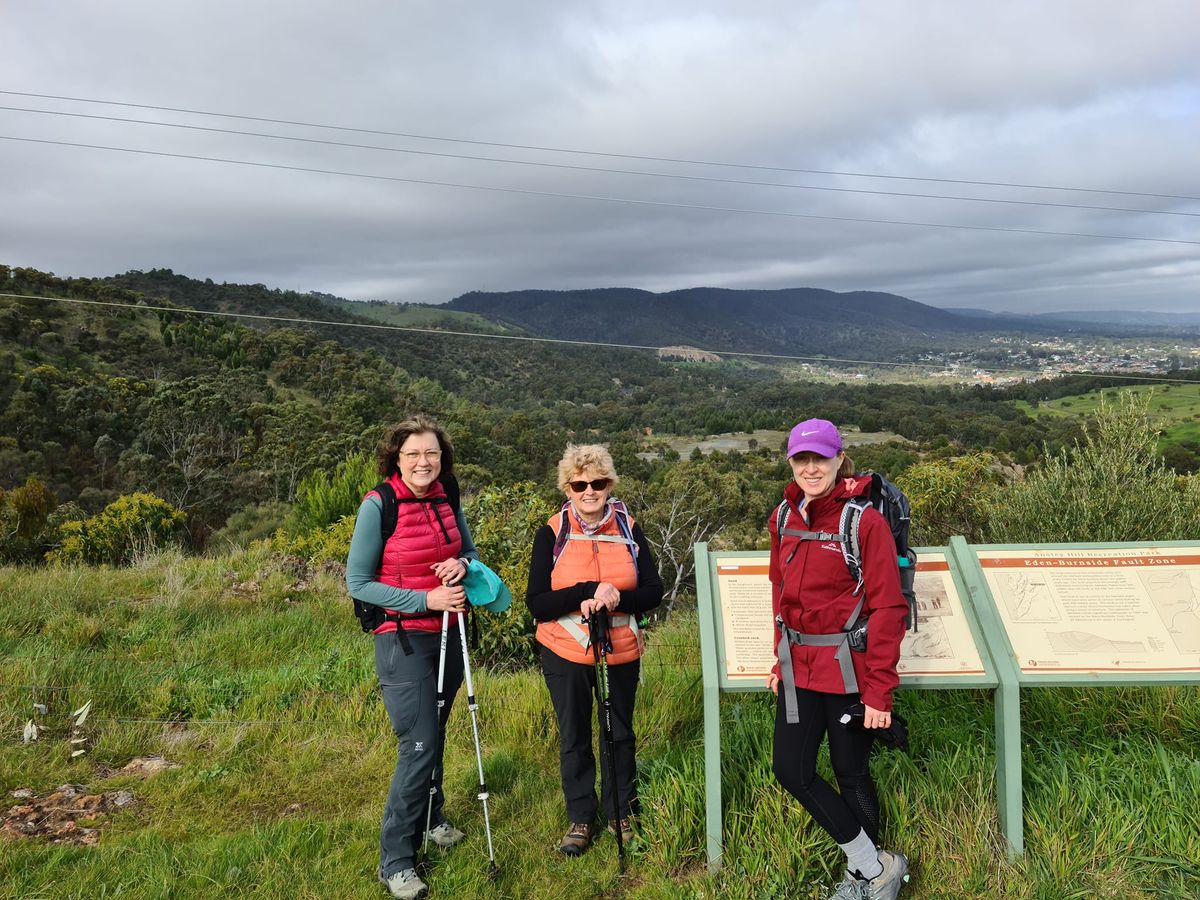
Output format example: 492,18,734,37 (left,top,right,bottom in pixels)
426,584,466,613
863,704,891,729
432,557,467,586
766,672,780,695
581,582,621,619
